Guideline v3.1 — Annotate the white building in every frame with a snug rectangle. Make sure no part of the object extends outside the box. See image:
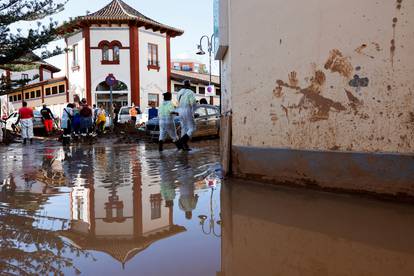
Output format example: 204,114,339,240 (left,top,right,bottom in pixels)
61,0,183,111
